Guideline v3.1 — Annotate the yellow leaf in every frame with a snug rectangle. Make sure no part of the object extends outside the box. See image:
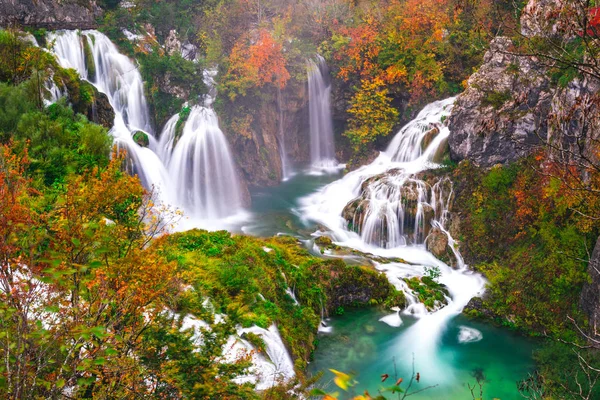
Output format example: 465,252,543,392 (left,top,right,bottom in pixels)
329,369,352,391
